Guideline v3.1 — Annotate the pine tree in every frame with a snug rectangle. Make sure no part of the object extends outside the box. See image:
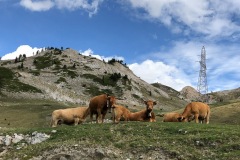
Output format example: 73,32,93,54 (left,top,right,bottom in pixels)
15,57,18,63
